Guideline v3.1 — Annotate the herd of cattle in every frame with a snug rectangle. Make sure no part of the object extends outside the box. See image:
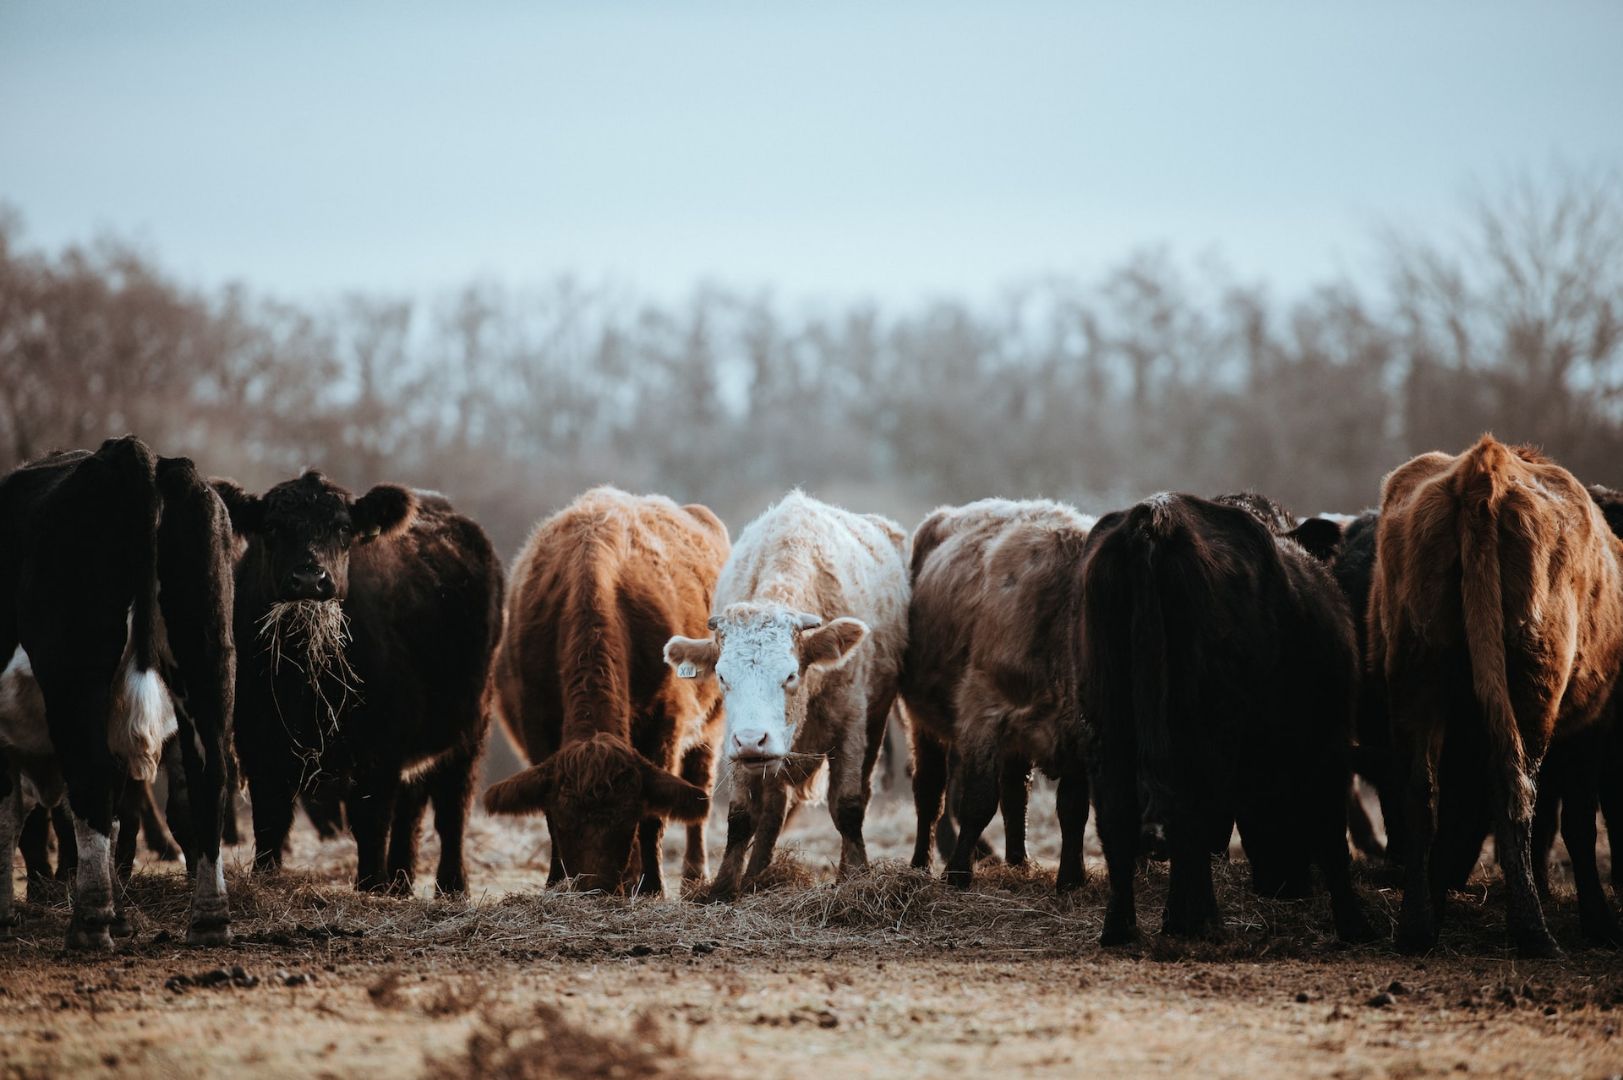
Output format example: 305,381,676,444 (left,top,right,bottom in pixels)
1,433,1621,960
